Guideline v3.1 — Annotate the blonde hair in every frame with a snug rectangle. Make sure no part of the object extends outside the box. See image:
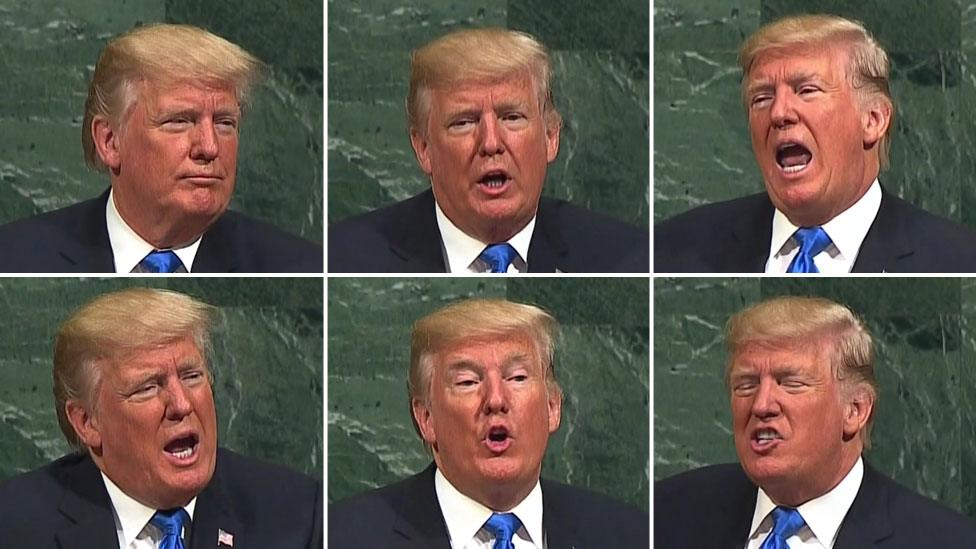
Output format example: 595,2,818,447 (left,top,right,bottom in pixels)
407,27,562,135
725,296,878,448
82,23,264,171
739,14,894,169
409,298,562,441
53,288,216,448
